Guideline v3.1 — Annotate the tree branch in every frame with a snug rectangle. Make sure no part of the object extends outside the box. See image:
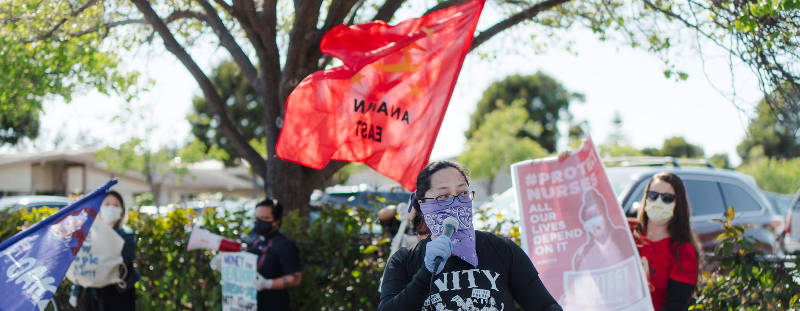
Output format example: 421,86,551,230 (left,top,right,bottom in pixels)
280,0,323,104
22,10,203,43
39,0,100,41
229,0,268,67
130,0,267,179
303,0,360,77
470,0,571,51
195,0,266,99
373,0,405,22
425,0,470,15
